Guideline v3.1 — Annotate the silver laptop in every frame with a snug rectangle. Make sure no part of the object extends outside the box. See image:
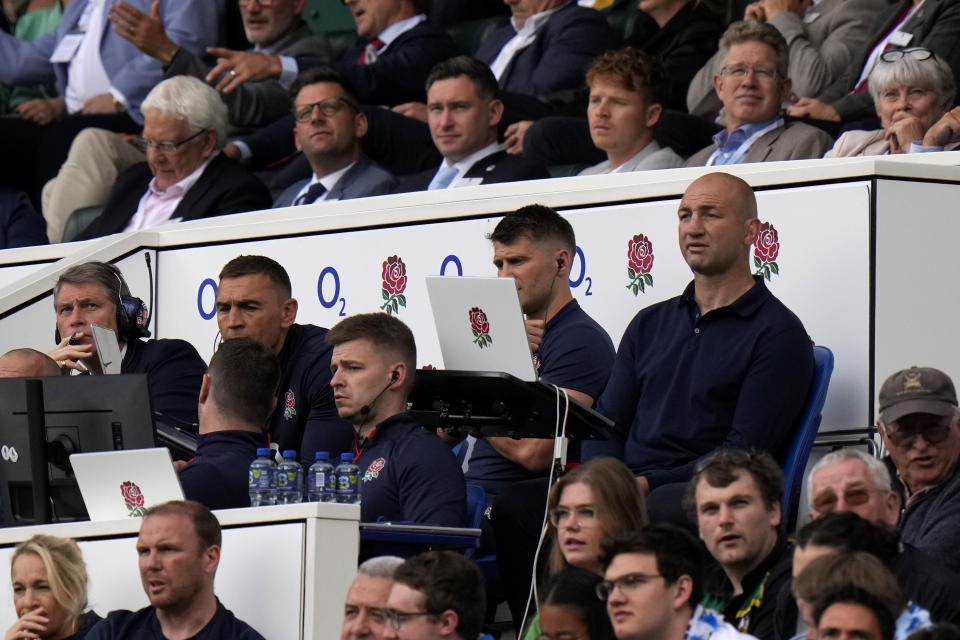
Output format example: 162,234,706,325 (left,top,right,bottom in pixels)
425,276,537,381
70,448,185,521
